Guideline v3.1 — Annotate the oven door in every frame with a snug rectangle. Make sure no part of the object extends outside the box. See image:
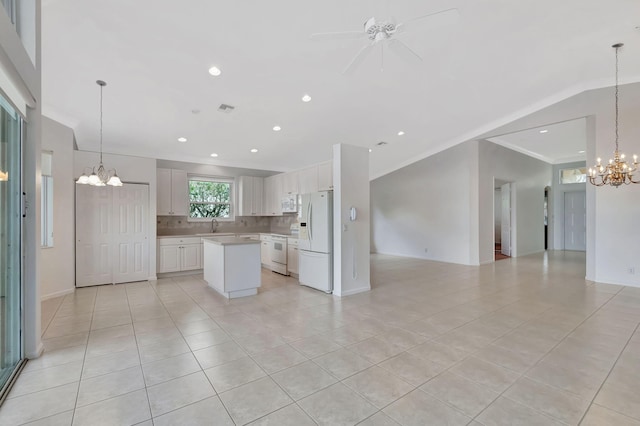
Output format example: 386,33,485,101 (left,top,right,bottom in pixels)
271,239,287,264
270,237,289,275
